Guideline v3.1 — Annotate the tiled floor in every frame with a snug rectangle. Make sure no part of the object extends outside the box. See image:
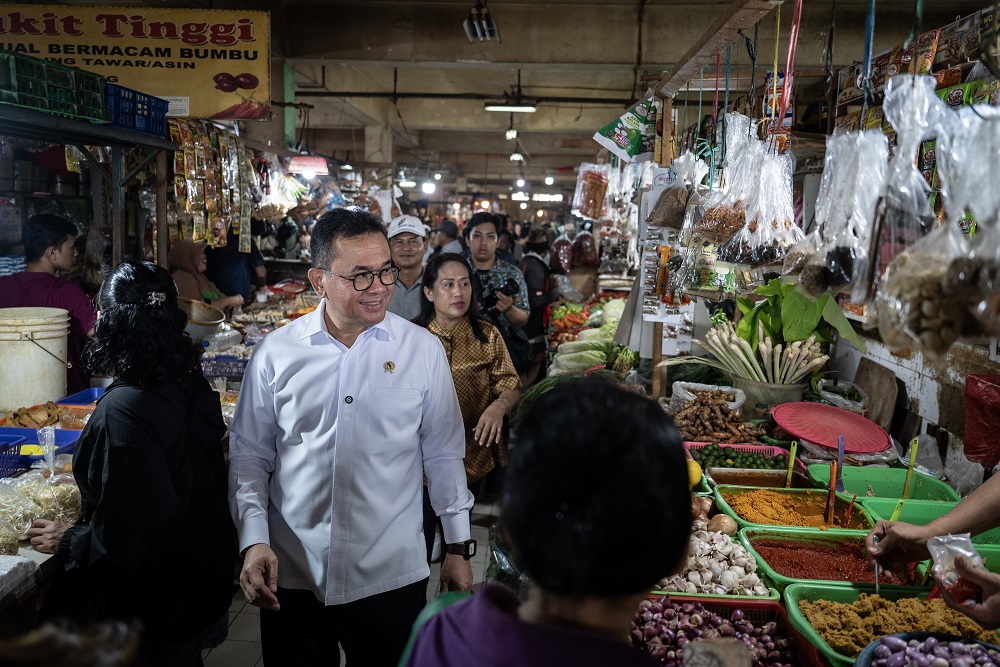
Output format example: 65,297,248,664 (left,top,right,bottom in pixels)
201,502,498,666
